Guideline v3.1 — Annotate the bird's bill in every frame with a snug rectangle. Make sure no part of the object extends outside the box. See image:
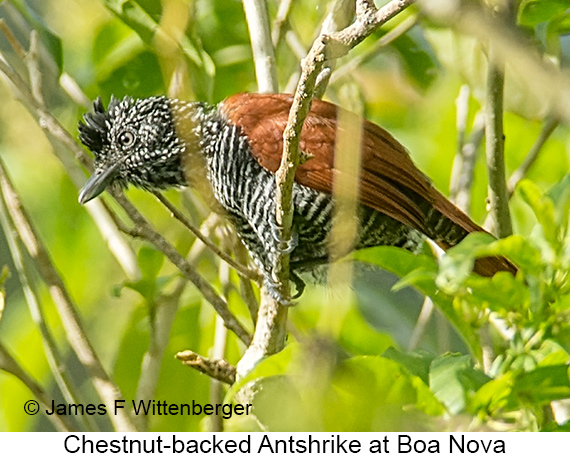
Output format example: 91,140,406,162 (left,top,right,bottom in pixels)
78,161,121,204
